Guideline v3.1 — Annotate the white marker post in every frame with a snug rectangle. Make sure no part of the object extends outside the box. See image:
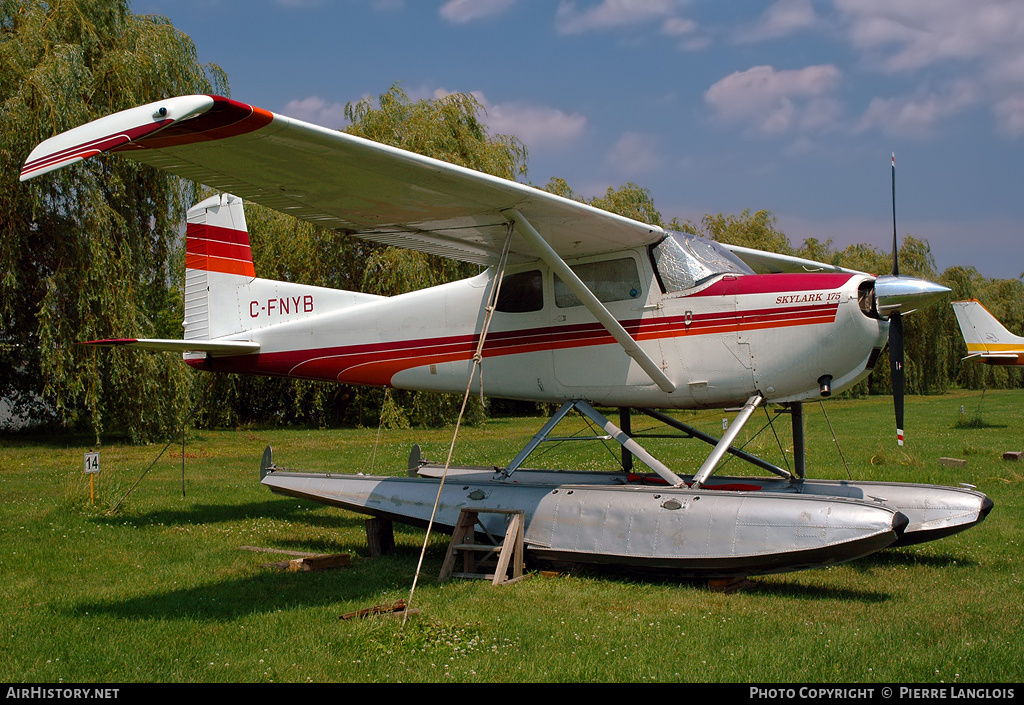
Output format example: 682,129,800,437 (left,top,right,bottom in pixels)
84,451,100,505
